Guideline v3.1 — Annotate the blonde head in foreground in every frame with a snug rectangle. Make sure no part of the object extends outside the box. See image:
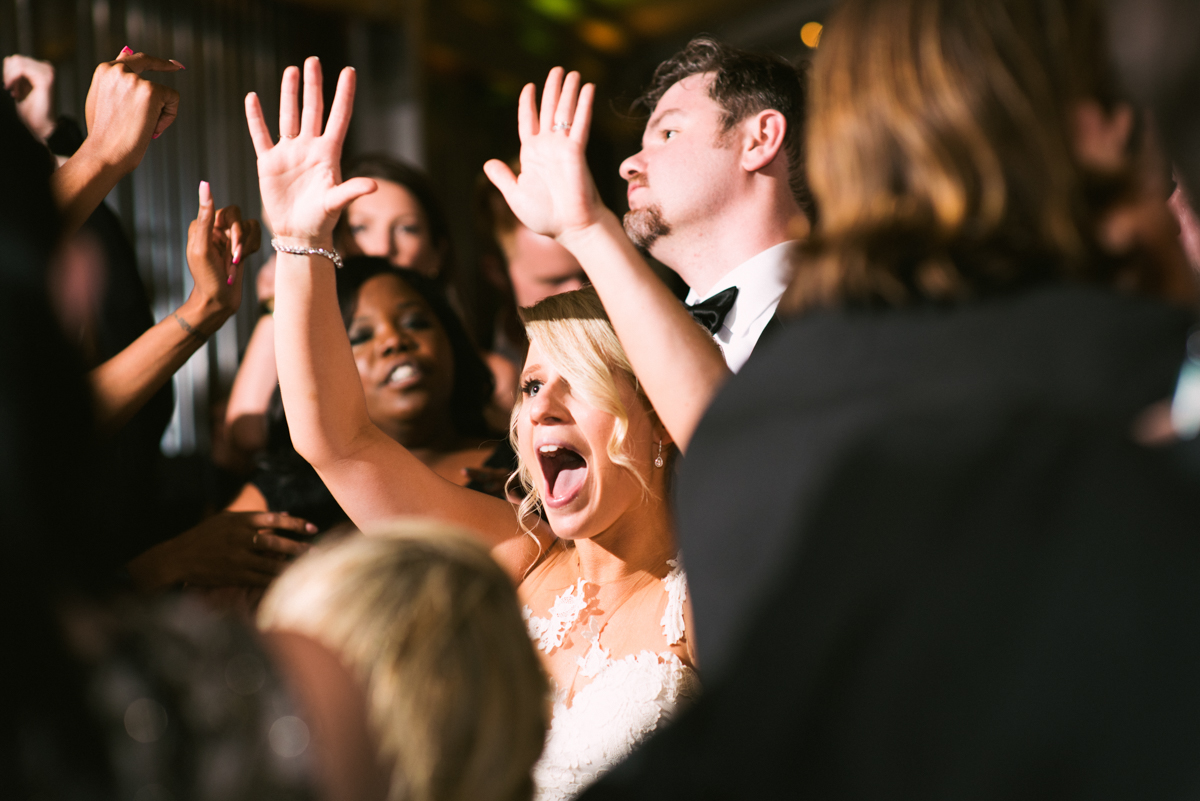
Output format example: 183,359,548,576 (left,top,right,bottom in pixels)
258,522,548,801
